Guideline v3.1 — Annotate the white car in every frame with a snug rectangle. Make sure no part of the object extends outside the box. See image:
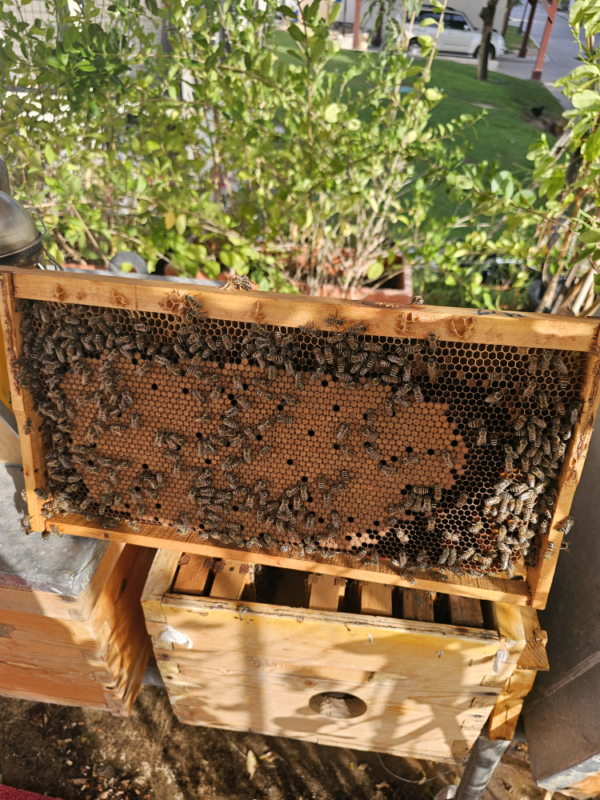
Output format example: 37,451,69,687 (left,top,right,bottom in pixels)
406,6,506,60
